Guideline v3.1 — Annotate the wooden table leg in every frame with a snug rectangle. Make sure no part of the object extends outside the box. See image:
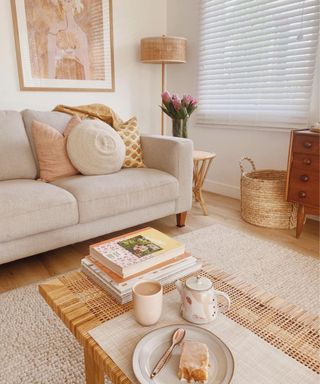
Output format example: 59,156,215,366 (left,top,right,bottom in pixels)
84,346,105,384
296,204,305,239
198,190,208,216
193,158,214,216
176,211,187,227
